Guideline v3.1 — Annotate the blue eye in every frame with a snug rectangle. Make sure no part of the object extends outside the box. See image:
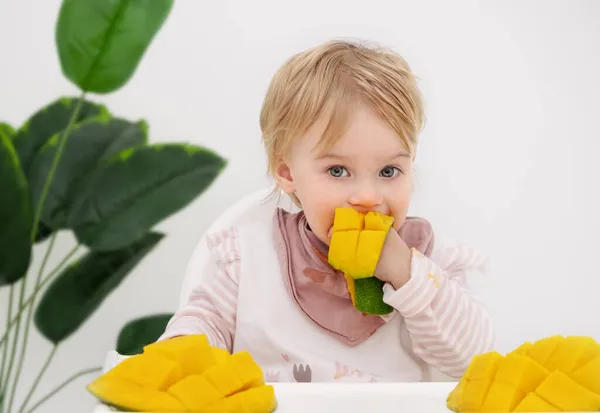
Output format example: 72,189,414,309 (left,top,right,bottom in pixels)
380,166,399,178
328,166,348,178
